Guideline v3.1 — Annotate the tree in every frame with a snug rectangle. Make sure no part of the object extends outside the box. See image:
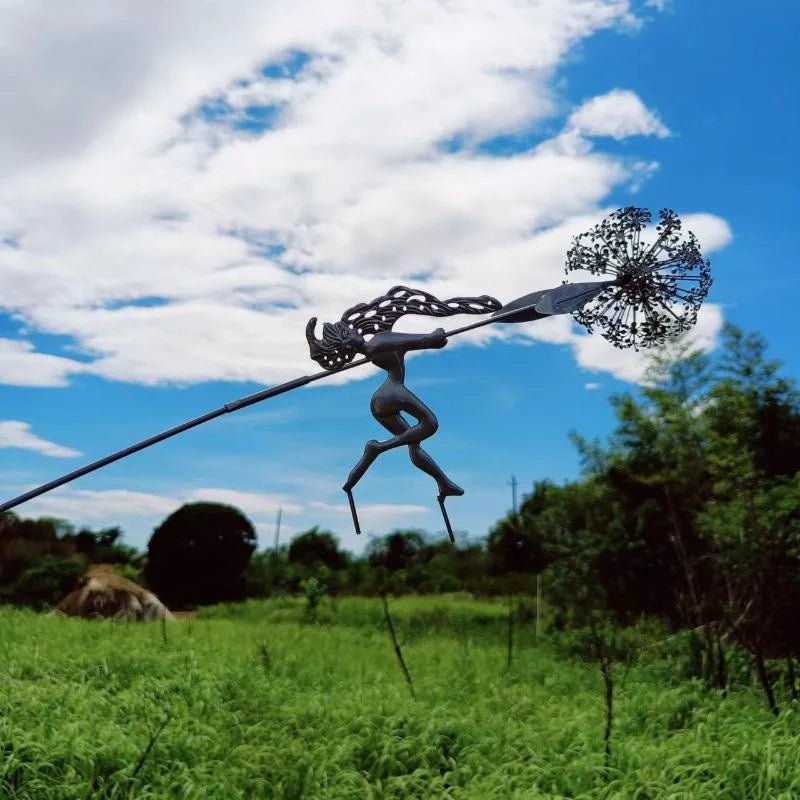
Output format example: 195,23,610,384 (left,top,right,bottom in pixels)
582,344,715,625
366,530,426,573
714,325,800,479
486,482,560,666
538,477,638,775
144,502,257,607
699,475,800,714
64,525,138,566
548,324,800,701
288,527,347,570
0,513,80,591
487,481,556,578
